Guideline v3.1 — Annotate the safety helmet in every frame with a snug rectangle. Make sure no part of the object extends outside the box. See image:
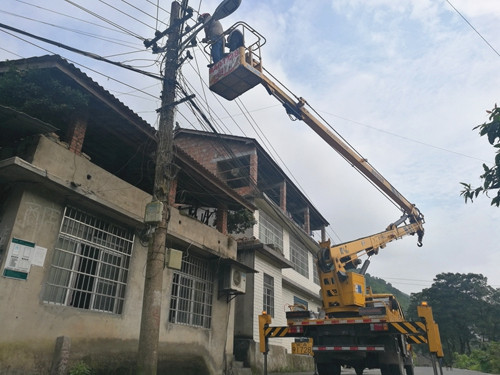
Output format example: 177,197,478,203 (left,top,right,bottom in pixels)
199,13,210,21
